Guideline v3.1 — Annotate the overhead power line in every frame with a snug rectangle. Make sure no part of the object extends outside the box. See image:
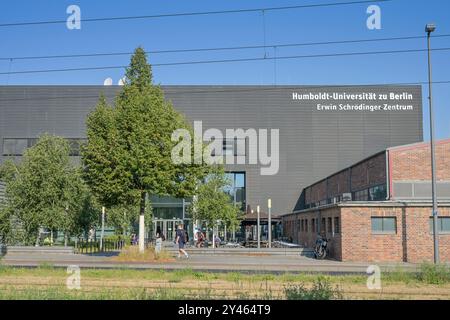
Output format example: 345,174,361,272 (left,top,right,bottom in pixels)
0,47,449,76
0,0,392,28
1,34,449,61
